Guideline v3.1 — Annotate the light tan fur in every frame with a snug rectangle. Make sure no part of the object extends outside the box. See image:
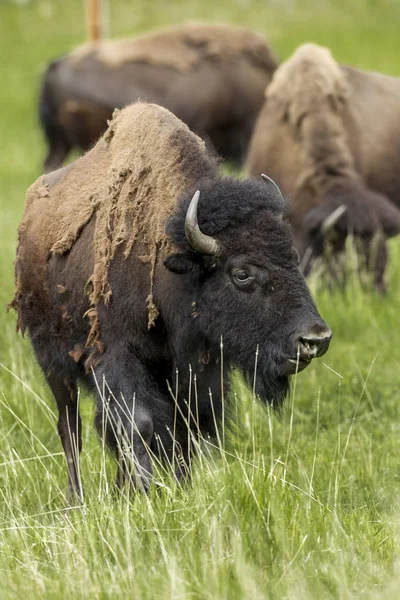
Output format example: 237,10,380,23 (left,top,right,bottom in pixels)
246,43,400,289
247,42,400,210
341,65,400,198
247,43,361,208
70,22,275,72
12,103,208,344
